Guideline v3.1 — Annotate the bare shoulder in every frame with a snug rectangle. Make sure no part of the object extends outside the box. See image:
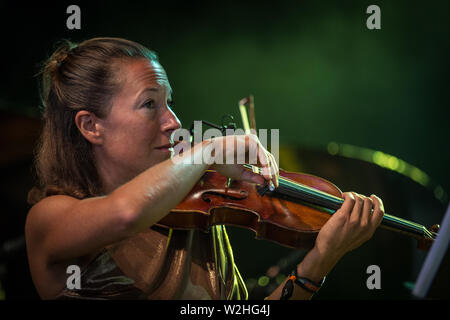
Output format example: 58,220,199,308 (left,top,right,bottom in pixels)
25,190,128,268
25,195,79,240
29,194,80,214
25,195,81,298
25,192,133,298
